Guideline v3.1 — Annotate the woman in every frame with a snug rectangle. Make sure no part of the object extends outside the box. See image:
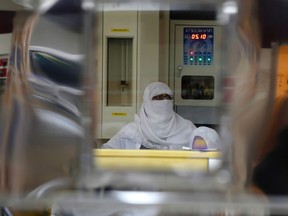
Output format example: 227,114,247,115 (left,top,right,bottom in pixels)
102,82,196,150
